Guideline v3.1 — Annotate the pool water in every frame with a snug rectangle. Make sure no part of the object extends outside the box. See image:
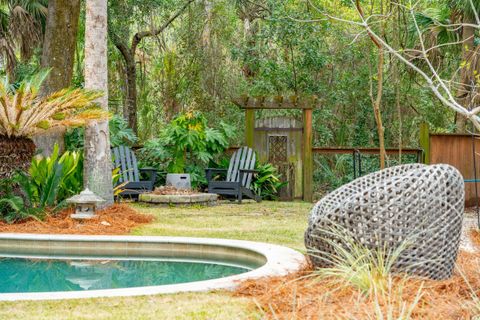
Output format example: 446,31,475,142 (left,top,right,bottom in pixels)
0,257,251,293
